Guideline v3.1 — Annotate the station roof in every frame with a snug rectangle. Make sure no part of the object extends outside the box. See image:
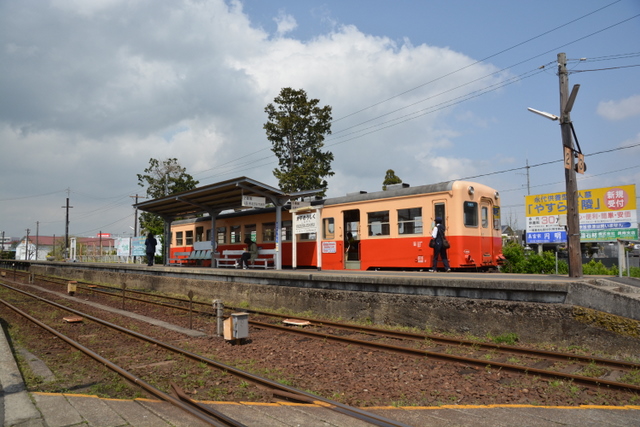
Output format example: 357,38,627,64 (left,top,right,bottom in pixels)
134,176,317,220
